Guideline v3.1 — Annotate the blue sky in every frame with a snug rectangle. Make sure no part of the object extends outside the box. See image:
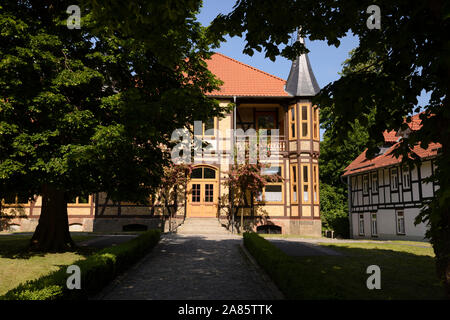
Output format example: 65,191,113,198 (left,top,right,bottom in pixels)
197,0,430,108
